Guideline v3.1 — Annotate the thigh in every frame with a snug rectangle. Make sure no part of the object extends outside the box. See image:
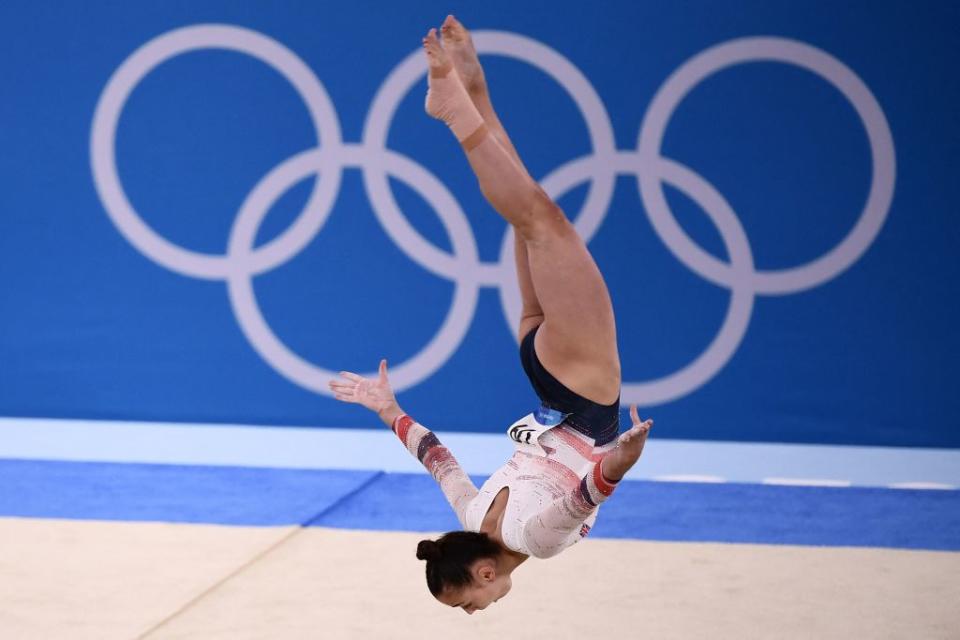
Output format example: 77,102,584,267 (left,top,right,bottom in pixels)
522,213,620,403
514,235,545,342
